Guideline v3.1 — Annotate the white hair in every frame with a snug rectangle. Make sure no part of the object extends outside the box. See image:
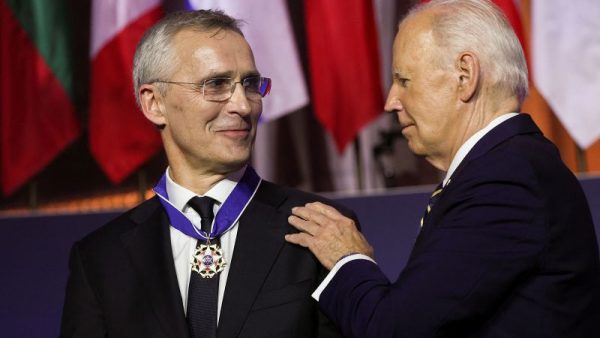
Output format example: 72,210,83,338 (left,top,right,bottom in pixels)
132,10,244,107
406,0,528,104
